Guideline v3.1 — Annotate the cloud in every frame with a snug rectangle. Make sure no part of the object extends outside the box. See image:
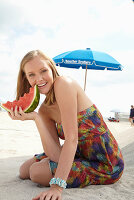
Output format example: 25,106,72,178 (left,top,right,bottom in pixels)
0,0,133,58
1,0,134,37
0,0,23,33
